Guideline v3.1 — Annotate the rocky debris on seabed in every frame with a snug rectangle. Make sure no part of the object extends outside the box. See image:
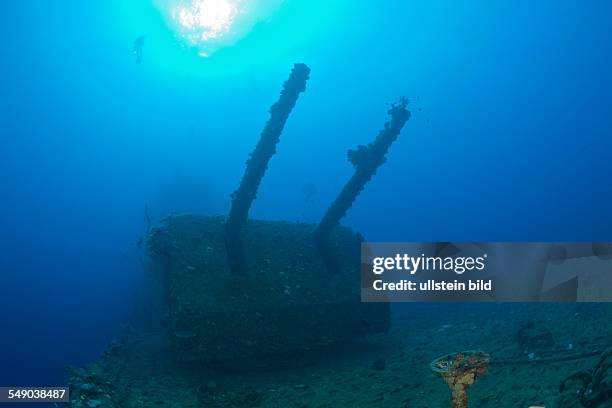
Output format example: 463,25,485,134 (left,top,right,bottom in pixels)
66,365,115,408
556,348,612,407
197,383,266,408
371,357,386,371
515,320,555,354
